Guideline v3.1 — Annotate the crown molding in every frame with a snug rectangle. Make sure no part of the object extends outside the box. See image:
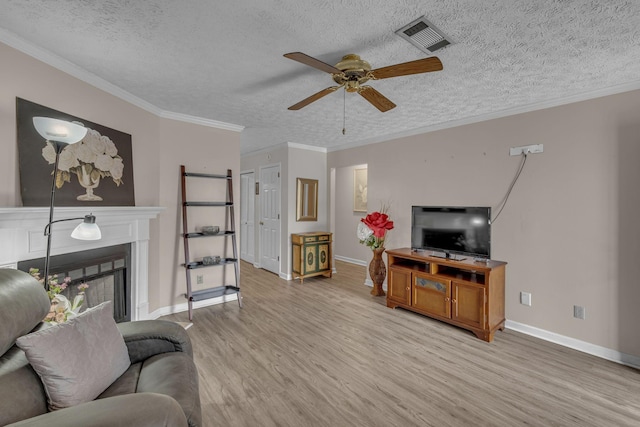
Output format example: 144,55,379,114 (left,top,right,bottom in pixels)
0,28,243,133
287,142,327,153
241,141,328,158
158,110,244,132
